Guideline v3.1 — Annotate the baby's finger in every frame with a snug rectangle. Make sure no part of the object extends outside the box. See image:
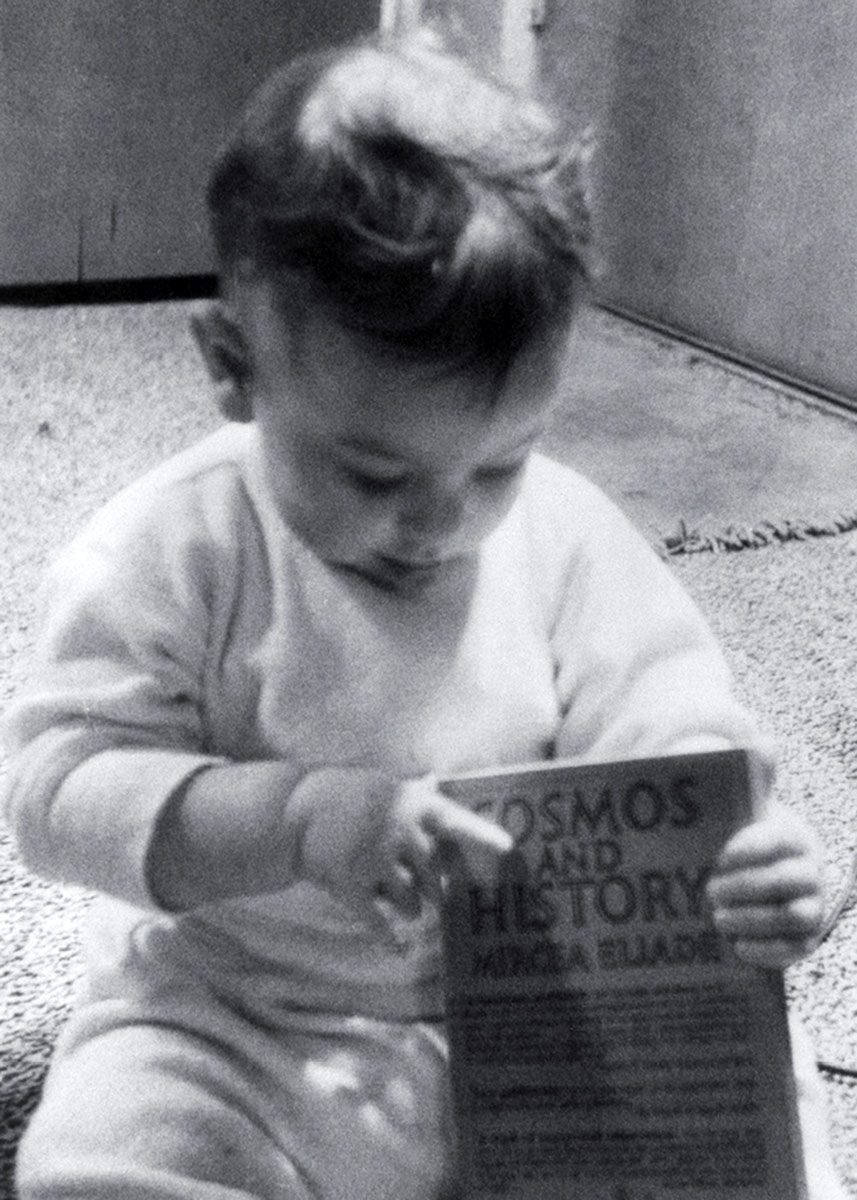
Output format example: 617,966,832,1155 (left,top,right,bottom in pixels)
707,857,820,909
402,819,440,885
731,936,819,969
715,819,811,872
423,799,513,878
712,895,824,942
378,859,425,917
424,798,512,851
358,890,416,950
